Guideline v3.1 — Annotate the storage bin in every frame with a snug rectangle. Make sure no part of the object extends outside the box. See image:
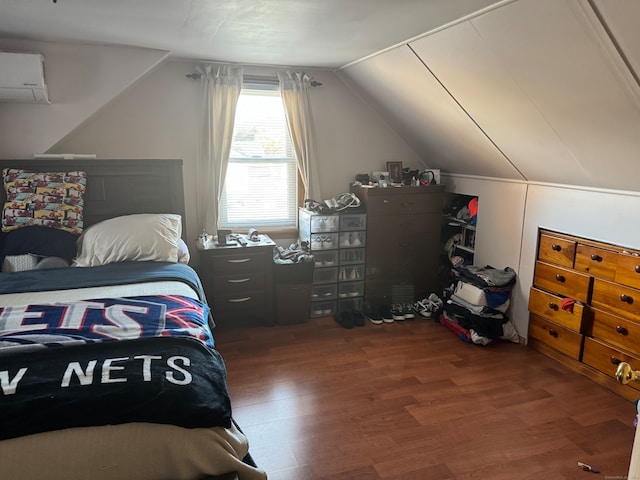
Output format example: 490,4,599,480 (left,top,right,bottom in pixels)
339,248,365,265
